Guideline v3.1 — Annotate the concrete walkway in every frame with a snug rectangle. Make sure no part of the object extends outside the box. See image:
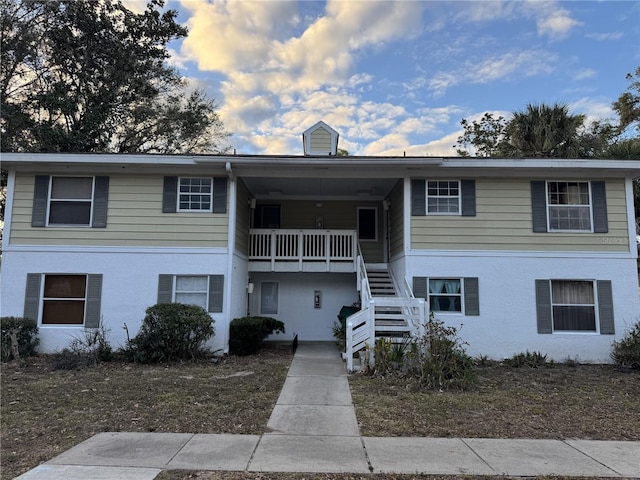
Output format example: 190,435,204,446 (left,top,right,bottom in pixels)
15,342,640,479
